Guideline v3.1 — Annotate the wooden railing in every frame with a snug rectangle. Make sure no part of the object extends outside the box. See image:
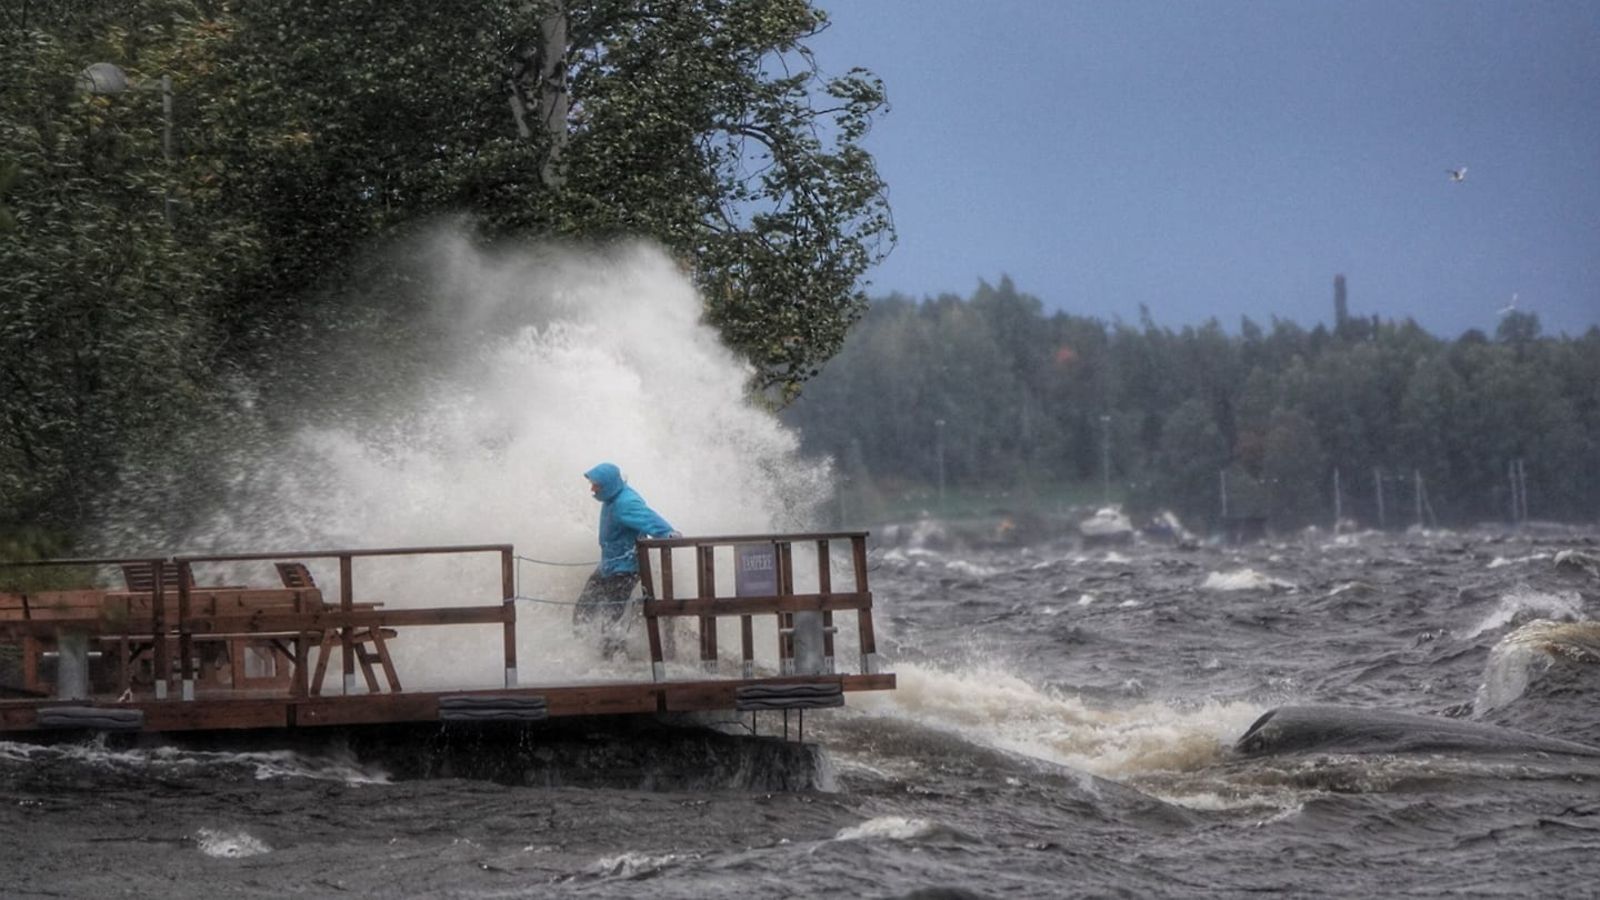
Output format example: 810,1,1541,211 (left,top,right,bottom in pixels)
0,545,517,701
635,532,878,682
4,535,884,699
